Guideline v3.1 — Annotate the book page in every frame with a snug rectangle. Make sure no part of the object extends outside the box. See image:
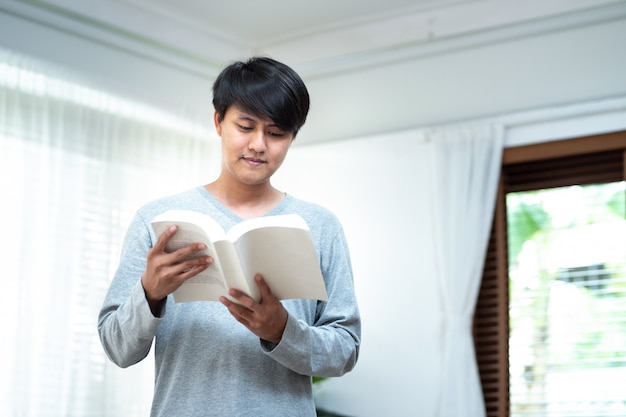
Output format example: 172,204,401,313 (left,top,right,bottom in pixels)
234,225,328,301
151,218,229,302
213,241,257,301
152,210,227,241
151,211,327,303
226,213,309,241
